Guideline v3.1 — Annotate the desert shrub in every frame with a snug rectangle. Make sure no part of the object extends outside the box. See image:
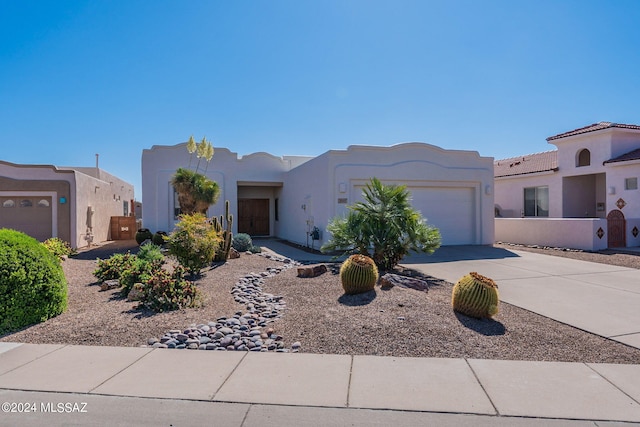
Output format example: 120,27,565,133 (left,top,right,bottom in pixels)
42,237,74,261
322,177,441,270
232,233,253,252
119,257,162,296
93,252,136,282
135,228,153,245
167,213,221,275
134,265,201,312
152,231,168,246
137,242,164,263
0,229,68,334
249,245,262,253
